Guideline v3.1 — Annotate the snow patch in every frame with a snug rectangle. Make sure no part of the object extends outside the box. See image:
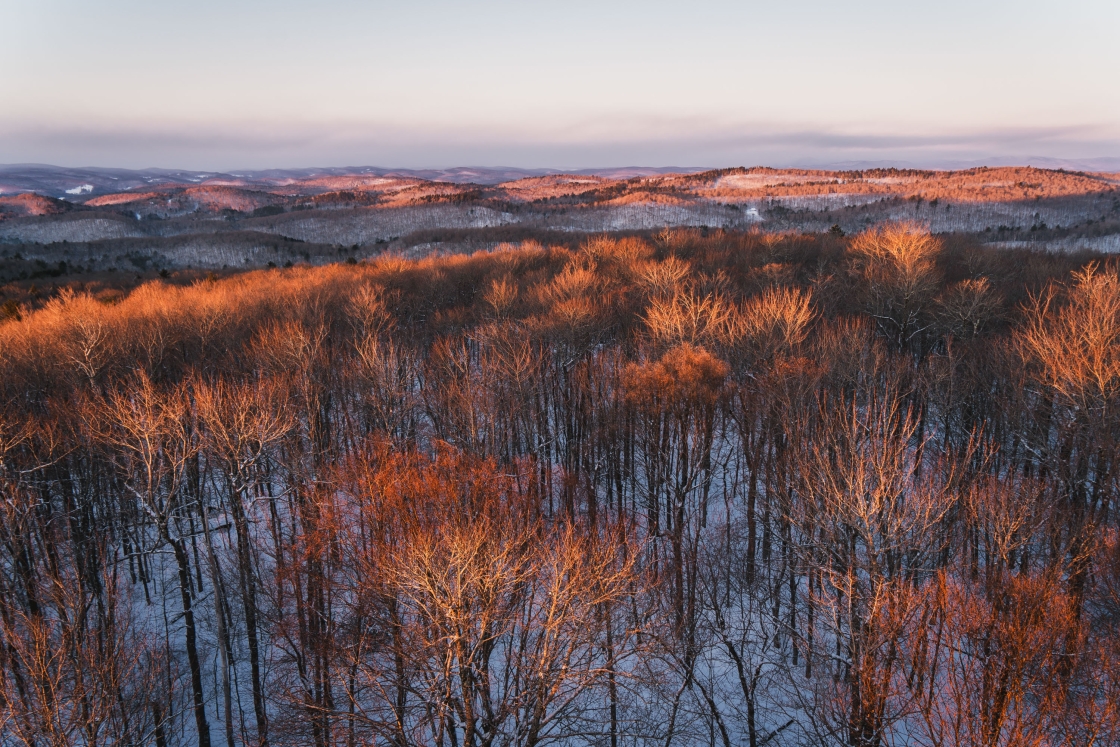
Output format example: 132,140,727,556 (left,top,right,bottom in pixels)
65,184,94,195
